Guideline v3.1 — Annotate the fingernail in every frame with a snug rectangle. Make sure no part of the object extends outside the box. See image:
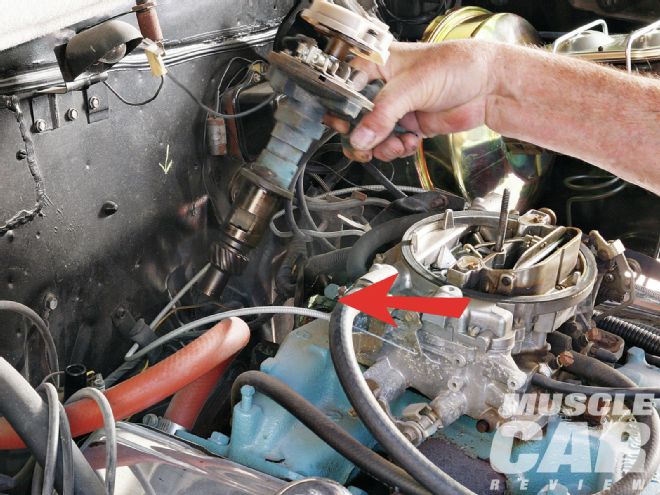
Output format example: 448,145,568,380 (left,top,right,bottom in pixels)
350,127,376,150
